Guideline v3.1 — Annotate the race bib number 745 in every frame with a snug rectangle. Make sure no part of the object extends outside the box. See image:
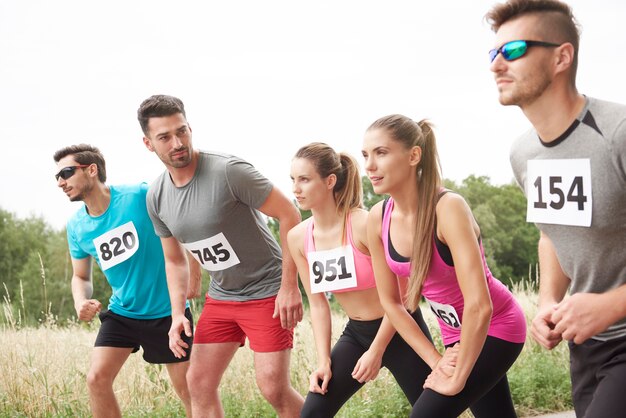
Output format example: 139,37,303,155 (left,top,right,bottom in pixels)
526,159,592,227
183,232,240,272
